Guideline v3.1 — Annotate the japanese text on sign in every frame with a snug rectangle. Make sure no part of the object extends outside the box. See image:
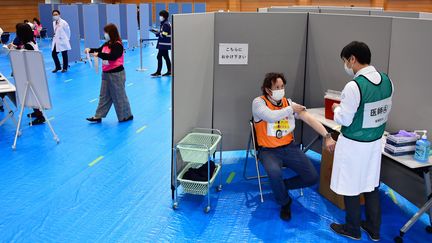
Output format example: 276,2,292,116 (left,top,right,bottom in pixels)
219,43,249,65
